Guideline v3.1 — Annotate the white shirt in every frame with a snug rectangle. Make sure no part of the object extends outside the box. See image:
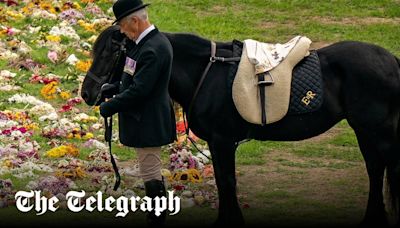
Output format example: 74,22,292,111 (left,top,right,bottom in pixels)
135,24,155,44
